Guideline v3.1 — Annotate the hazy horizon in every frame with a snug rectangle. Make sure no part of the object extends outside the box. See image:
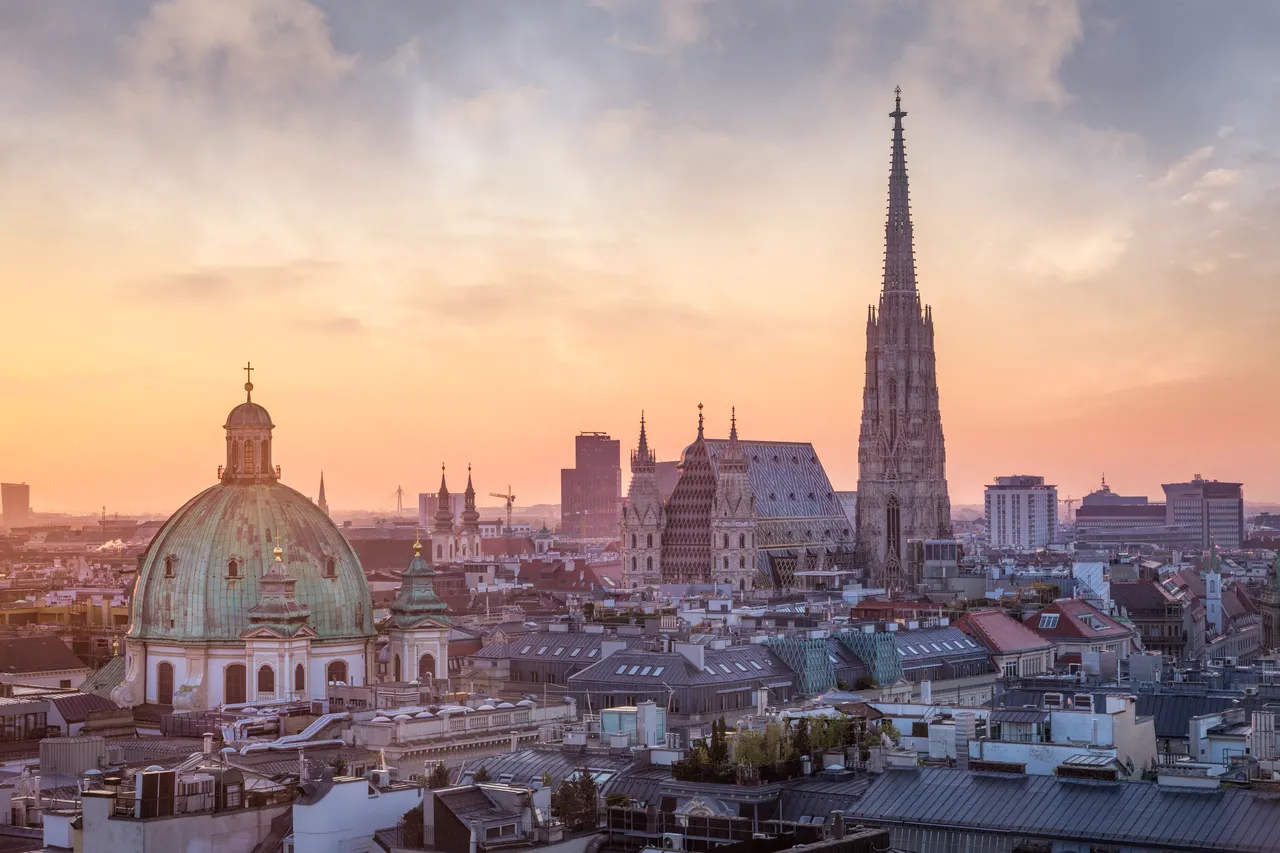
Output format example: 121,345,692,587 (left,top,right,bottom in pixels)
3,1,1280,514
